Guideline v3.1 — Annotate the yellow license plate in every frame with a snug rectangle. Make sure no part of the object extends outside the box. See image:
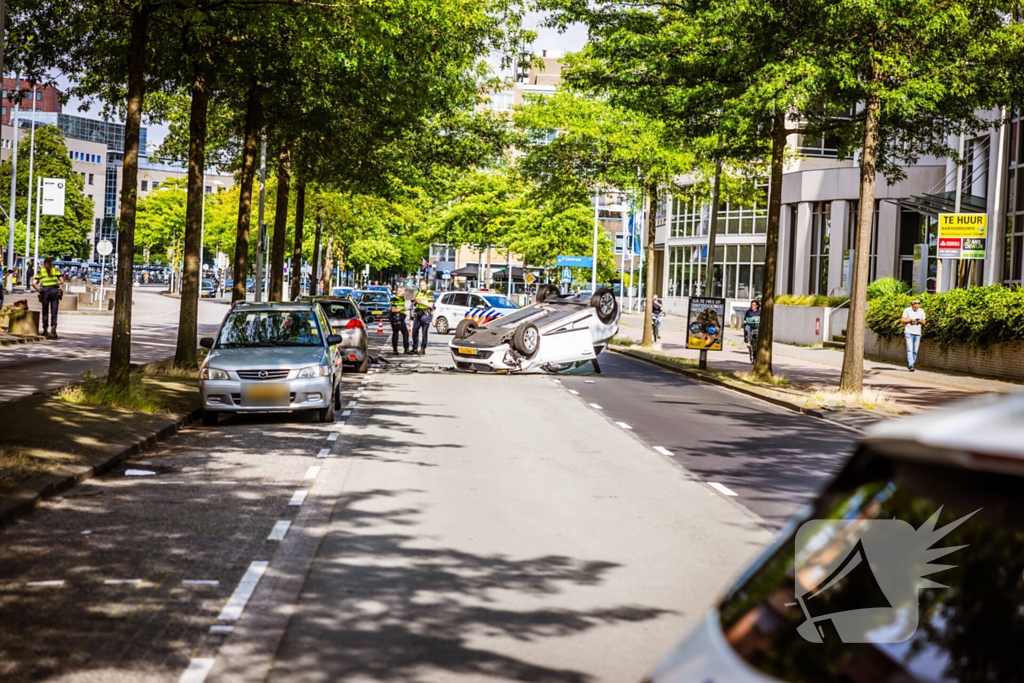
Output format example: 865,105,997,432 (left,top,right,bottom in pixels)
459,347,478,356
242,383,289,406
